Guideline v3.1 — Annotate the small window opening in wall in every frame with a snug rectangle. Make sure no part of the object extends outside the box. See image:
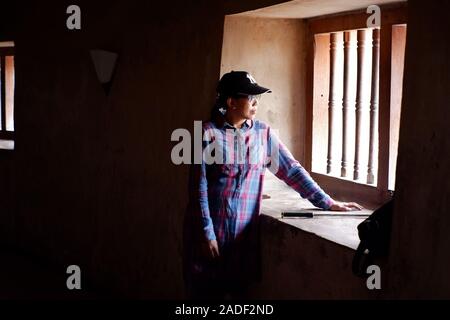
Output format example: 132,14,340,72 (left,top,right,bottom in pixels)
0,41,15,150
311,25,406,191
